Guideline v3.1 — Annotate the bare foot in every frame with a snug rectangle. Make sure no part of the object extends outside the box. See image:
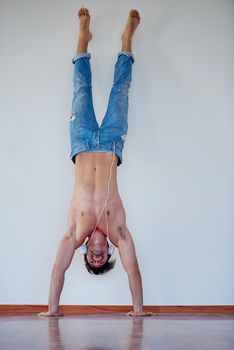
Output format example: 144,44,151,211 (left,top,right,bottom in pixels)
121,9,140,41
78,7,92,42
